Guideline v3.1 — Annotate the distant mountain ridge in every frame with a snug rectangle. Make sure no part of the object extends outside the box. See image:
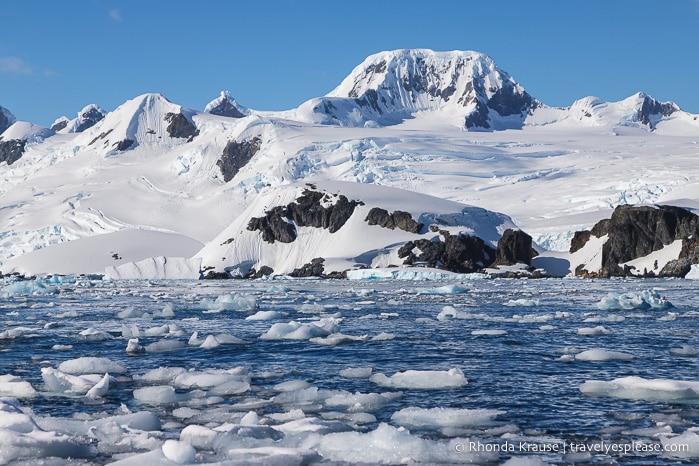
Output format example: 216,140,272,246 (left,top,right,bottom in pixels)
1,49,699,278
